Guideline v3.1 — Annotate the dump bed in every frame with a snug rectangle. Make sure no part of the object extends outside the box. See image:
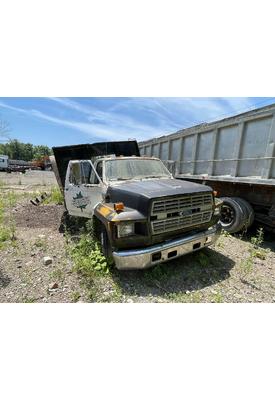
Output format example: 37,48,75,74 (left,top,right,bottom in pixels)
52,140,140,189
139,103,275,186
